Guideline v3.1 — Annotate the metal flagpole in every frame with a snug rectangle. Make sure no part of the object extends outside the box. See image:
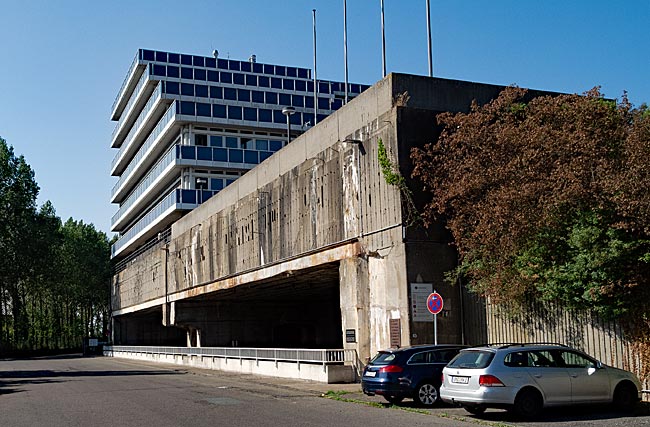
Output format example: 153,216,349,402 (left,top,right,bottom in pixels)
426,0,433,77
381,0,386,78
312,9,318,124
343,0,349,104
